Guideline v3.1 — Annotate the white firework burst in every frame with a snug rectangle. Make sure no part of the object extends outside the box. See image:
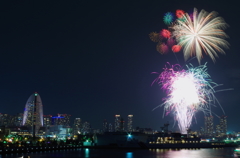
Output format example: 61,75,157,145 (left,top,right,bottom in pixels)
172,8,229,63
